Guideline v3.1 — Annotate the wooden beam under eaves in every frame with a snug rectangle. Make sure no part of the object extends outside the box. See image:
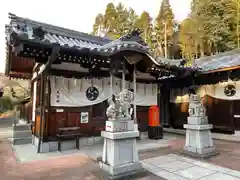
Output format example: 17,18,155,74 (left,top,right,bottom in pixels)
202,65,240,74
12,44,24,56
33,46,60,82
